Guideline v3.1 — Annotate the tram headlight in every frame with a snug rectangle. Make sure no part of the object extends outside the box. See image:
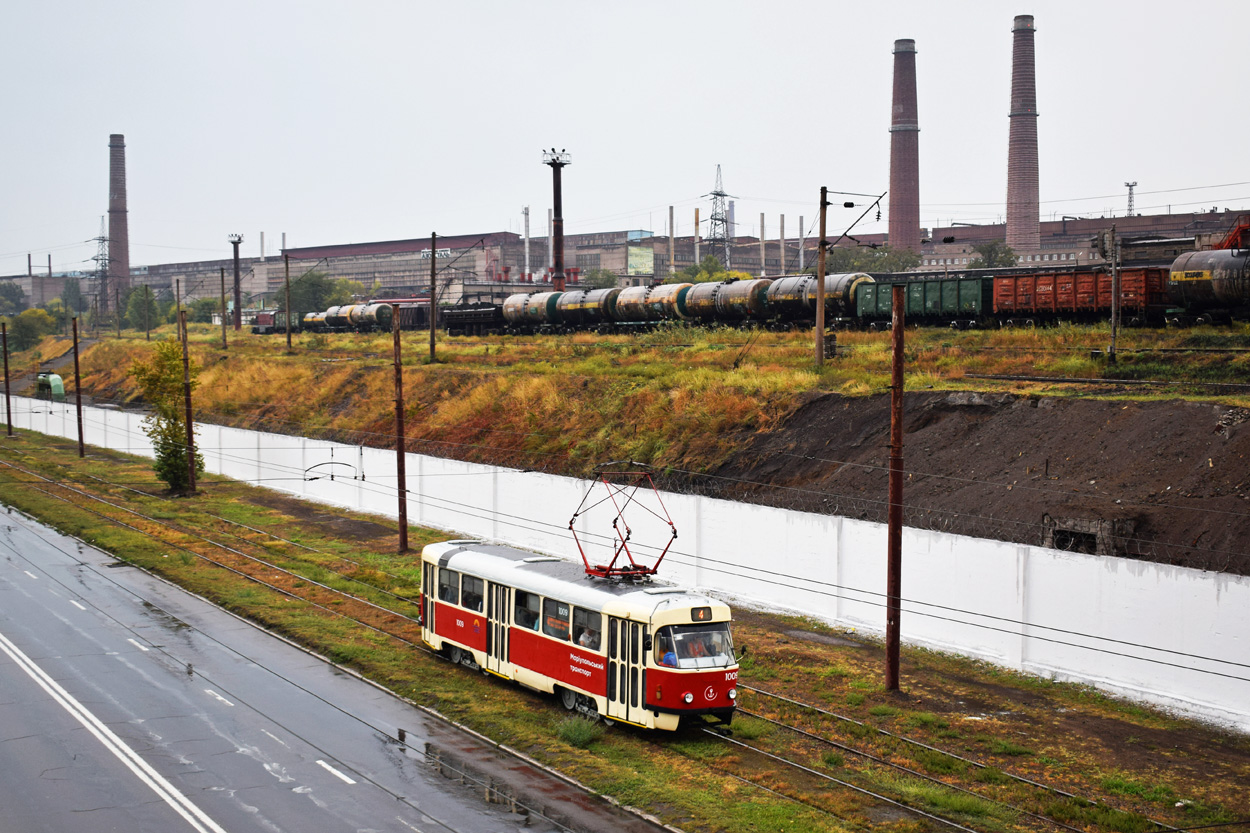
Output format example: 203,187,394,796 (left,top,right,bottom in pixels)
682,692,694,704
728,688,737,700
